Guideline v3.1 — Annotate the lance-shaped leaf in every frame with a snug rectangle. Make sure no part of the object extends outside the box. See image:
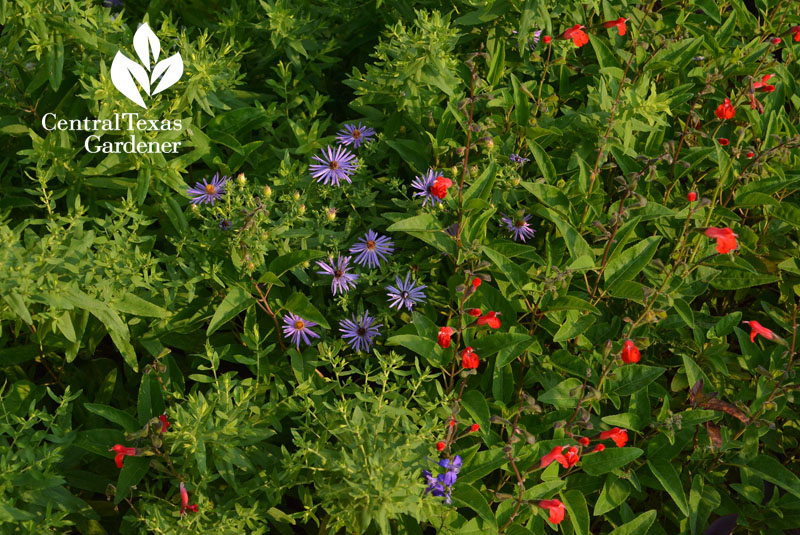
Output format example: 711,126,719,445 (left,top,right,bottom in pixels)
110,52,150,108
151,53,183,95
133,22,160,71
